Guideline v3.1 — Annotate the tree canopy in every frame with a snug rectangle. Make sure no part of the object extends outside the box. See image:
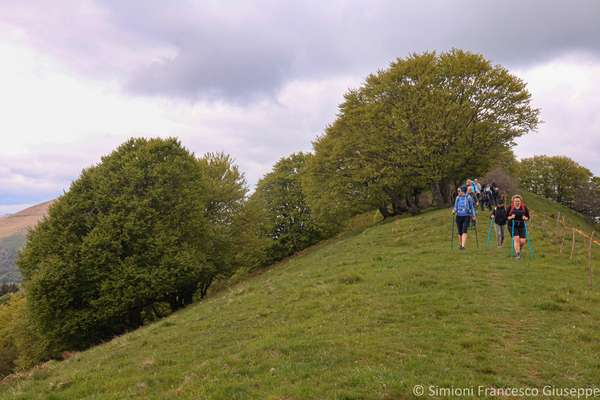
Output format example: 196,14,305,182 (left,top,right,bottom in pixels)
197,152,248,296
305,49,540,220
18,138,225,354
519,155,593,206
254,153,323,262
